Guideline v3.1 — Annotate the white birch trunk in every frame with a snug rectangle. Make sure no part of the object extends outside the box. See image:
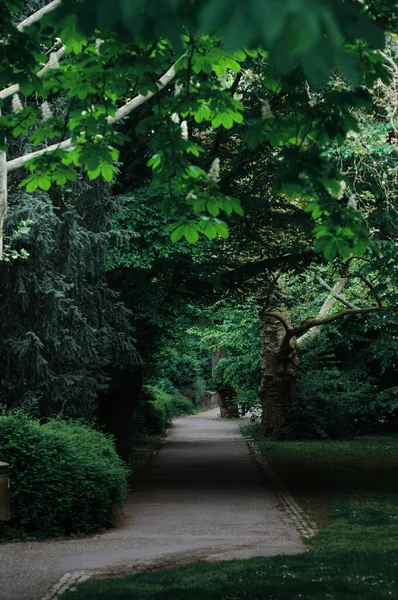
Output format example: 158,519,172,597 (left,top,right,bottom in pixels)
297,278,348,348
0,0,184,247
